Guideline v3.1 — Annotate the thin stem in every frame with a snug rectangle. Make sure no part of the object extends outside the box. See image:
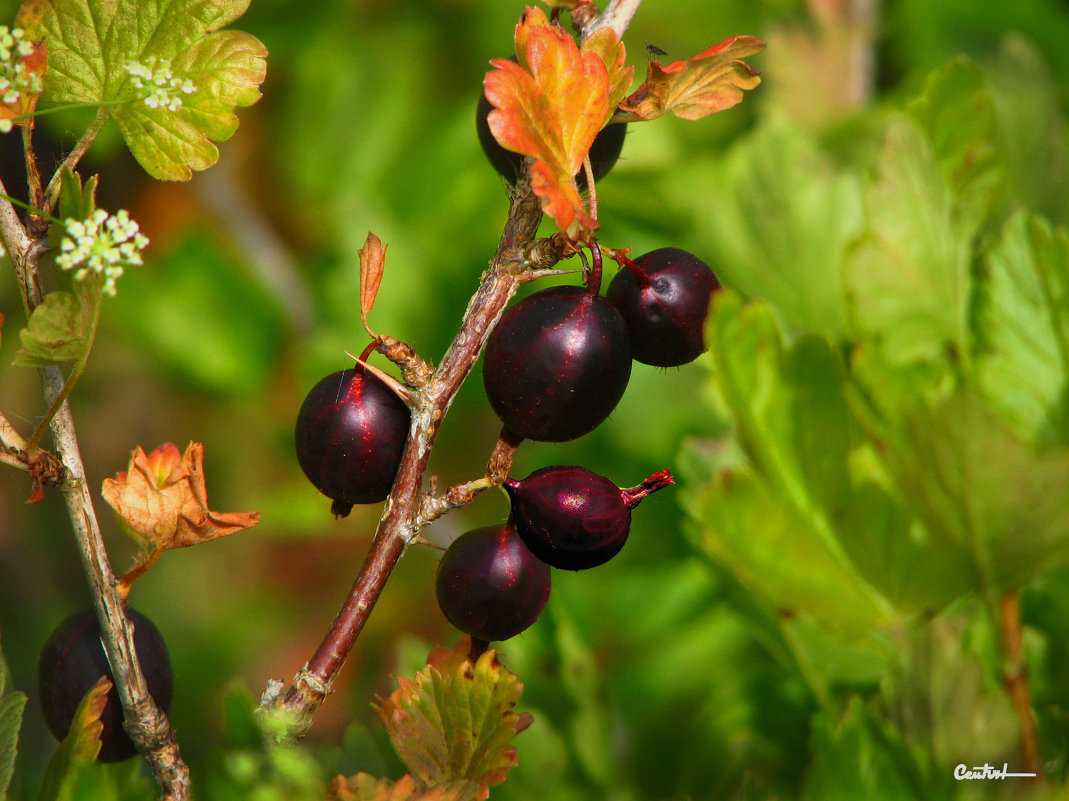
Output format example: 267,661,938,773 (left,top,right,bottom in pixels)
580,0,645,42
999,592,1042,781
43,107,112,214
21,122,44,214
